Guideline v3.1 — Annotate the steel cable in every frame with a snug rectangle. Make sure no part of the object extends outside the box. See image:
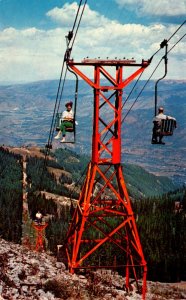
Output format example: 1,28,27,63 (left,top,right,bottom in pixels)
39,1,87,185
70,0,87,51
121,28,186,123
